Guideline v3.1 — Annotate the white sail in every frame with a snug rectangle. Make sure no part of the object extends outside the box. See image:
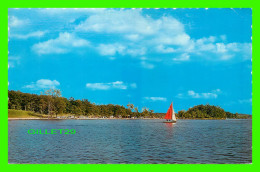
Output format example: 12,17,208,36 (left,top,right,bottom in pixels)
172,104,176,121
